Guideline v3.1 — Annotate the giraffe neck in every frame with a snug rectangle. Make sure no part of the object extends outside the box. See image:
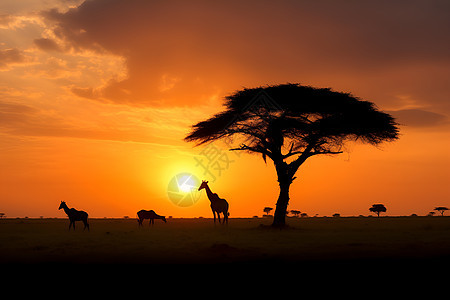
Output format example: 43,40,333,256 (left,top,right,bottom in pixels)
204,184,216,202
62,204,71,216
